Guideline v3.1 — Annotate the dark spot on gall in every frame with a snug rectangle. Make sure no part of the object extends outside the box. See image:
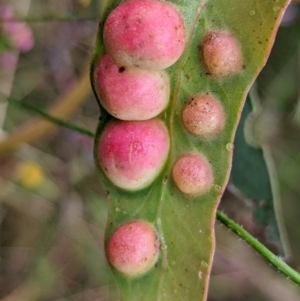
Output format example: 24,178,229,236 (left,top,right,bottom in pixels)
118,66,125,73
